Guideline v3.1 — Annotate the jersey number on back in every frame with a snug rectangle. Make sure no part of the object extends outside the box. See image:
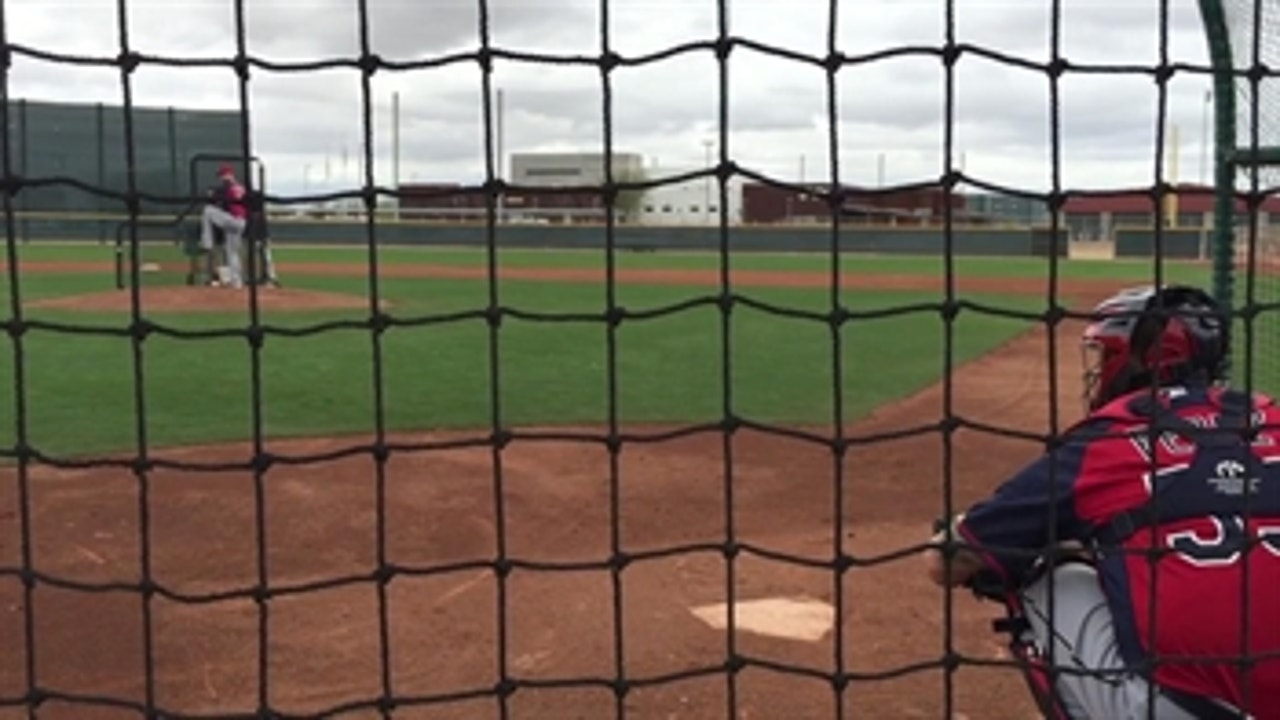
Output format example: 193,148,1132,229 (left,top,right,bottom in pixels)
1165,515,1280,567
